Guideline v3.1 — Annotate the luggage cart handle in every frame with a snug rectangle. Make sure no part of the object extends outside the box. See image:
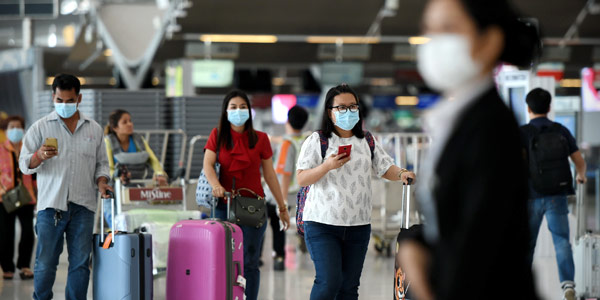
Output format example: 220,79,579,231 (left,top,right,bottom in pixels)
100,190,116,247
401,179,412,229
403,178,413,185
